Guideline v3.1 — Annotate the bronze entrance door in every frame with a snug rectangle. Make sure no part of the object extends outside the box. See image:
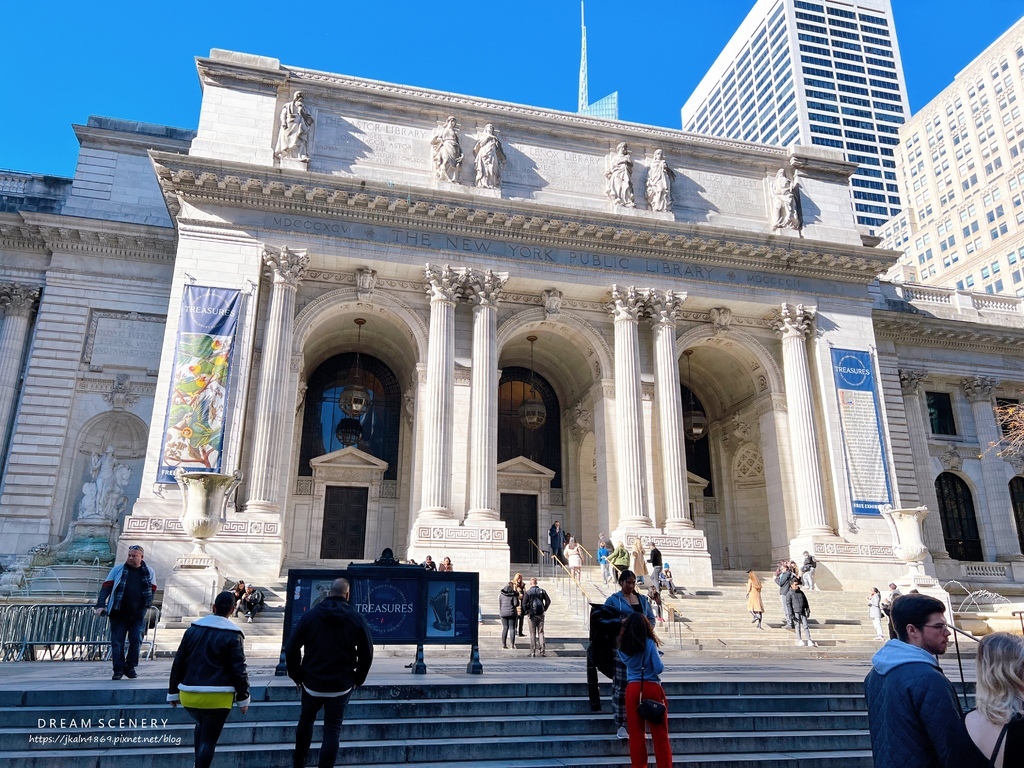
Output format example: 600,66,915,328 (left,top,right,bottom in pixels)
321,486,368,559
500,493,537,564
